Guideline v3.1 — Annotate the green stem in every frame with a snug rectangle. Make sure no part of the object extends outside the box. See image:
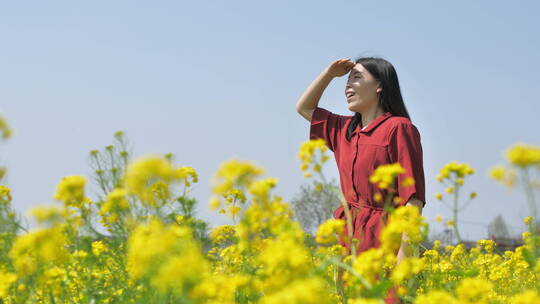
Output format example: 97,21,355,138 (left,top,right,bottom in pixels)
452,181,463,244
522,168,538,259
